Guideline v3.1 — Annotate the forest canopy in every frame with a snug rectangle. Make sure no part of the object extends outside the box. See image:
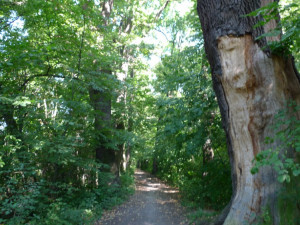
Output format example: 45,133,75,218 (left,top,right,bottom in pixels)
0,0,299,224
